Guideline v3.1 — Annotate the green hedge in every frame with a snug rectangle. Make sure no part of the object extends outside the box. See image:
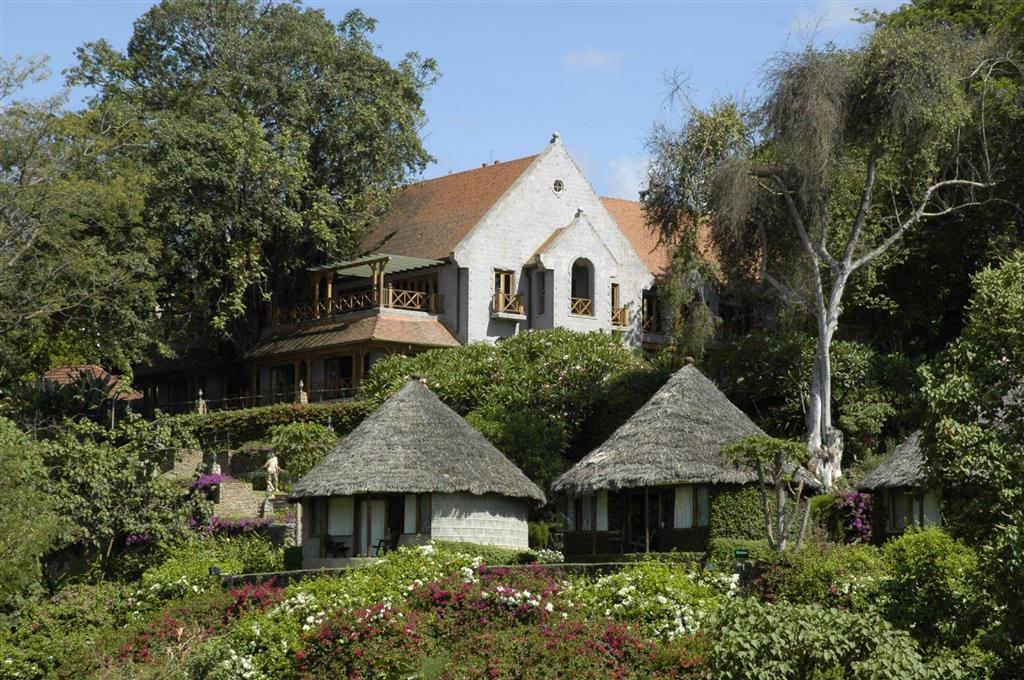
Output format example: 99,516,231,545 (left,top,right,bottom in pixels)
283,546,303,571
431,541,537,565
565,552,704,565
168,400,375,448
709,487,766,540
706,538,775,566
